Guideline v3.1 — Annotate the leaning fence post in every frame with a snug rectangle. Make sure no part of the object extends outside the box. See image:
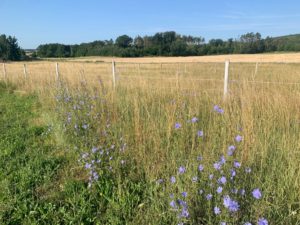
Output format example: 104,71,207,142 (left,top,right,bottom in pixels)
223,60,230,99
23,64,27,80
112,60,116,89
55,62,60,82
